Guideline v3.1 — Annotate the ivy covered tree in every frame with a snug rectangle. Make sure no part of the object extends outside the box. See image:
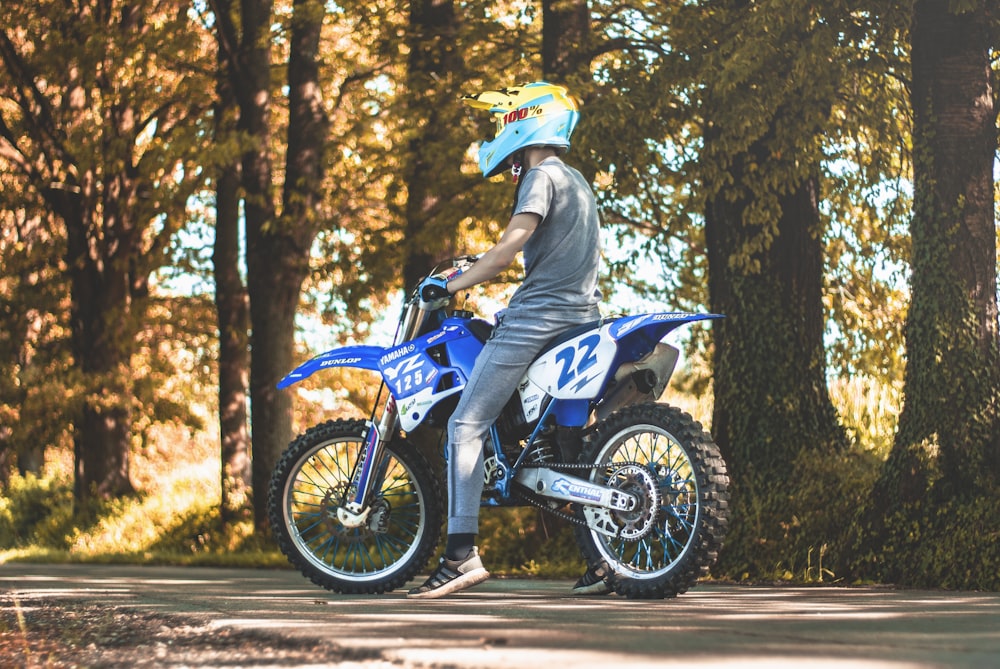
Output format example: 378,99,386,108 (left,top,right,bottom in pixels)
709,2,841,574
661,0,922,576
859,0,1000,589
